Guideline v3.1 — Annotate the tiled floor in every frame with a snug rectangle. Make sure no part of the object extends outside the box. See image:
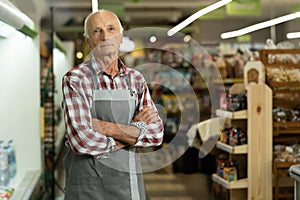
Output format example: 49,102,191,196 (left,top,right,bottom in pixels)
54,146,216,200
144,173,216,200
